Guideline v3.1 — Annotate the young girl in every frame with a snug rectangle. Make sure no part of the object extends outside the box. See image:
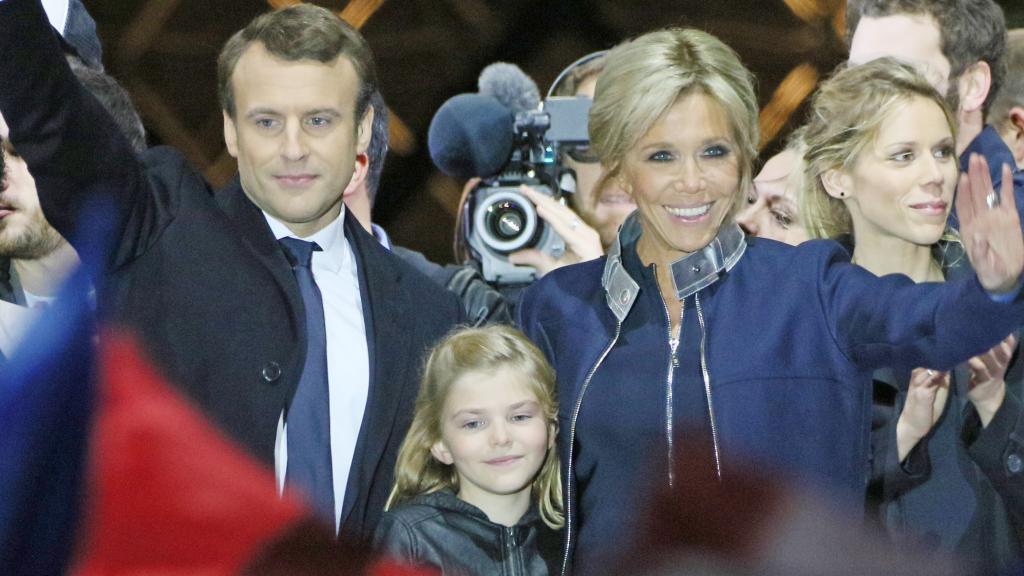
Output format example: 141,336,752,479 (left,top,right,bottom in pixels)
373,325,563,575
